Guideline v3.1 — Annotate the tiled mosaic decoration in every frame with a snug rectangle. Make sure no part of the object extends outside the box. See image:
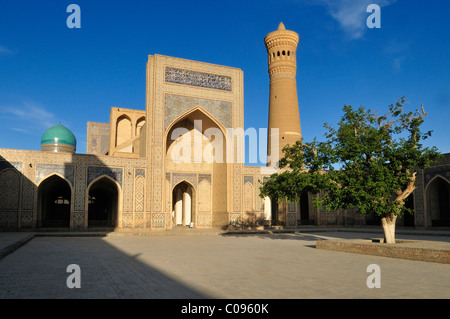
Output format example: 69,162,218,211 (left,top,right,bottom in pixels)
36,163,75,186
20,211,33,228
288,212,296,226
148,55,243,217
134,175,145,212
243,182,254,213
152,213,165,228
87,166,123,187
198,179,211,212
0,169,20,210
0,211,17,229
230,213,241,225
197,213,212,227
73,211,85,229
122,213,133,229
165,67,232,91
172,172,197,189
165,94,232,131
0,161,22,172
135,213,144,228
